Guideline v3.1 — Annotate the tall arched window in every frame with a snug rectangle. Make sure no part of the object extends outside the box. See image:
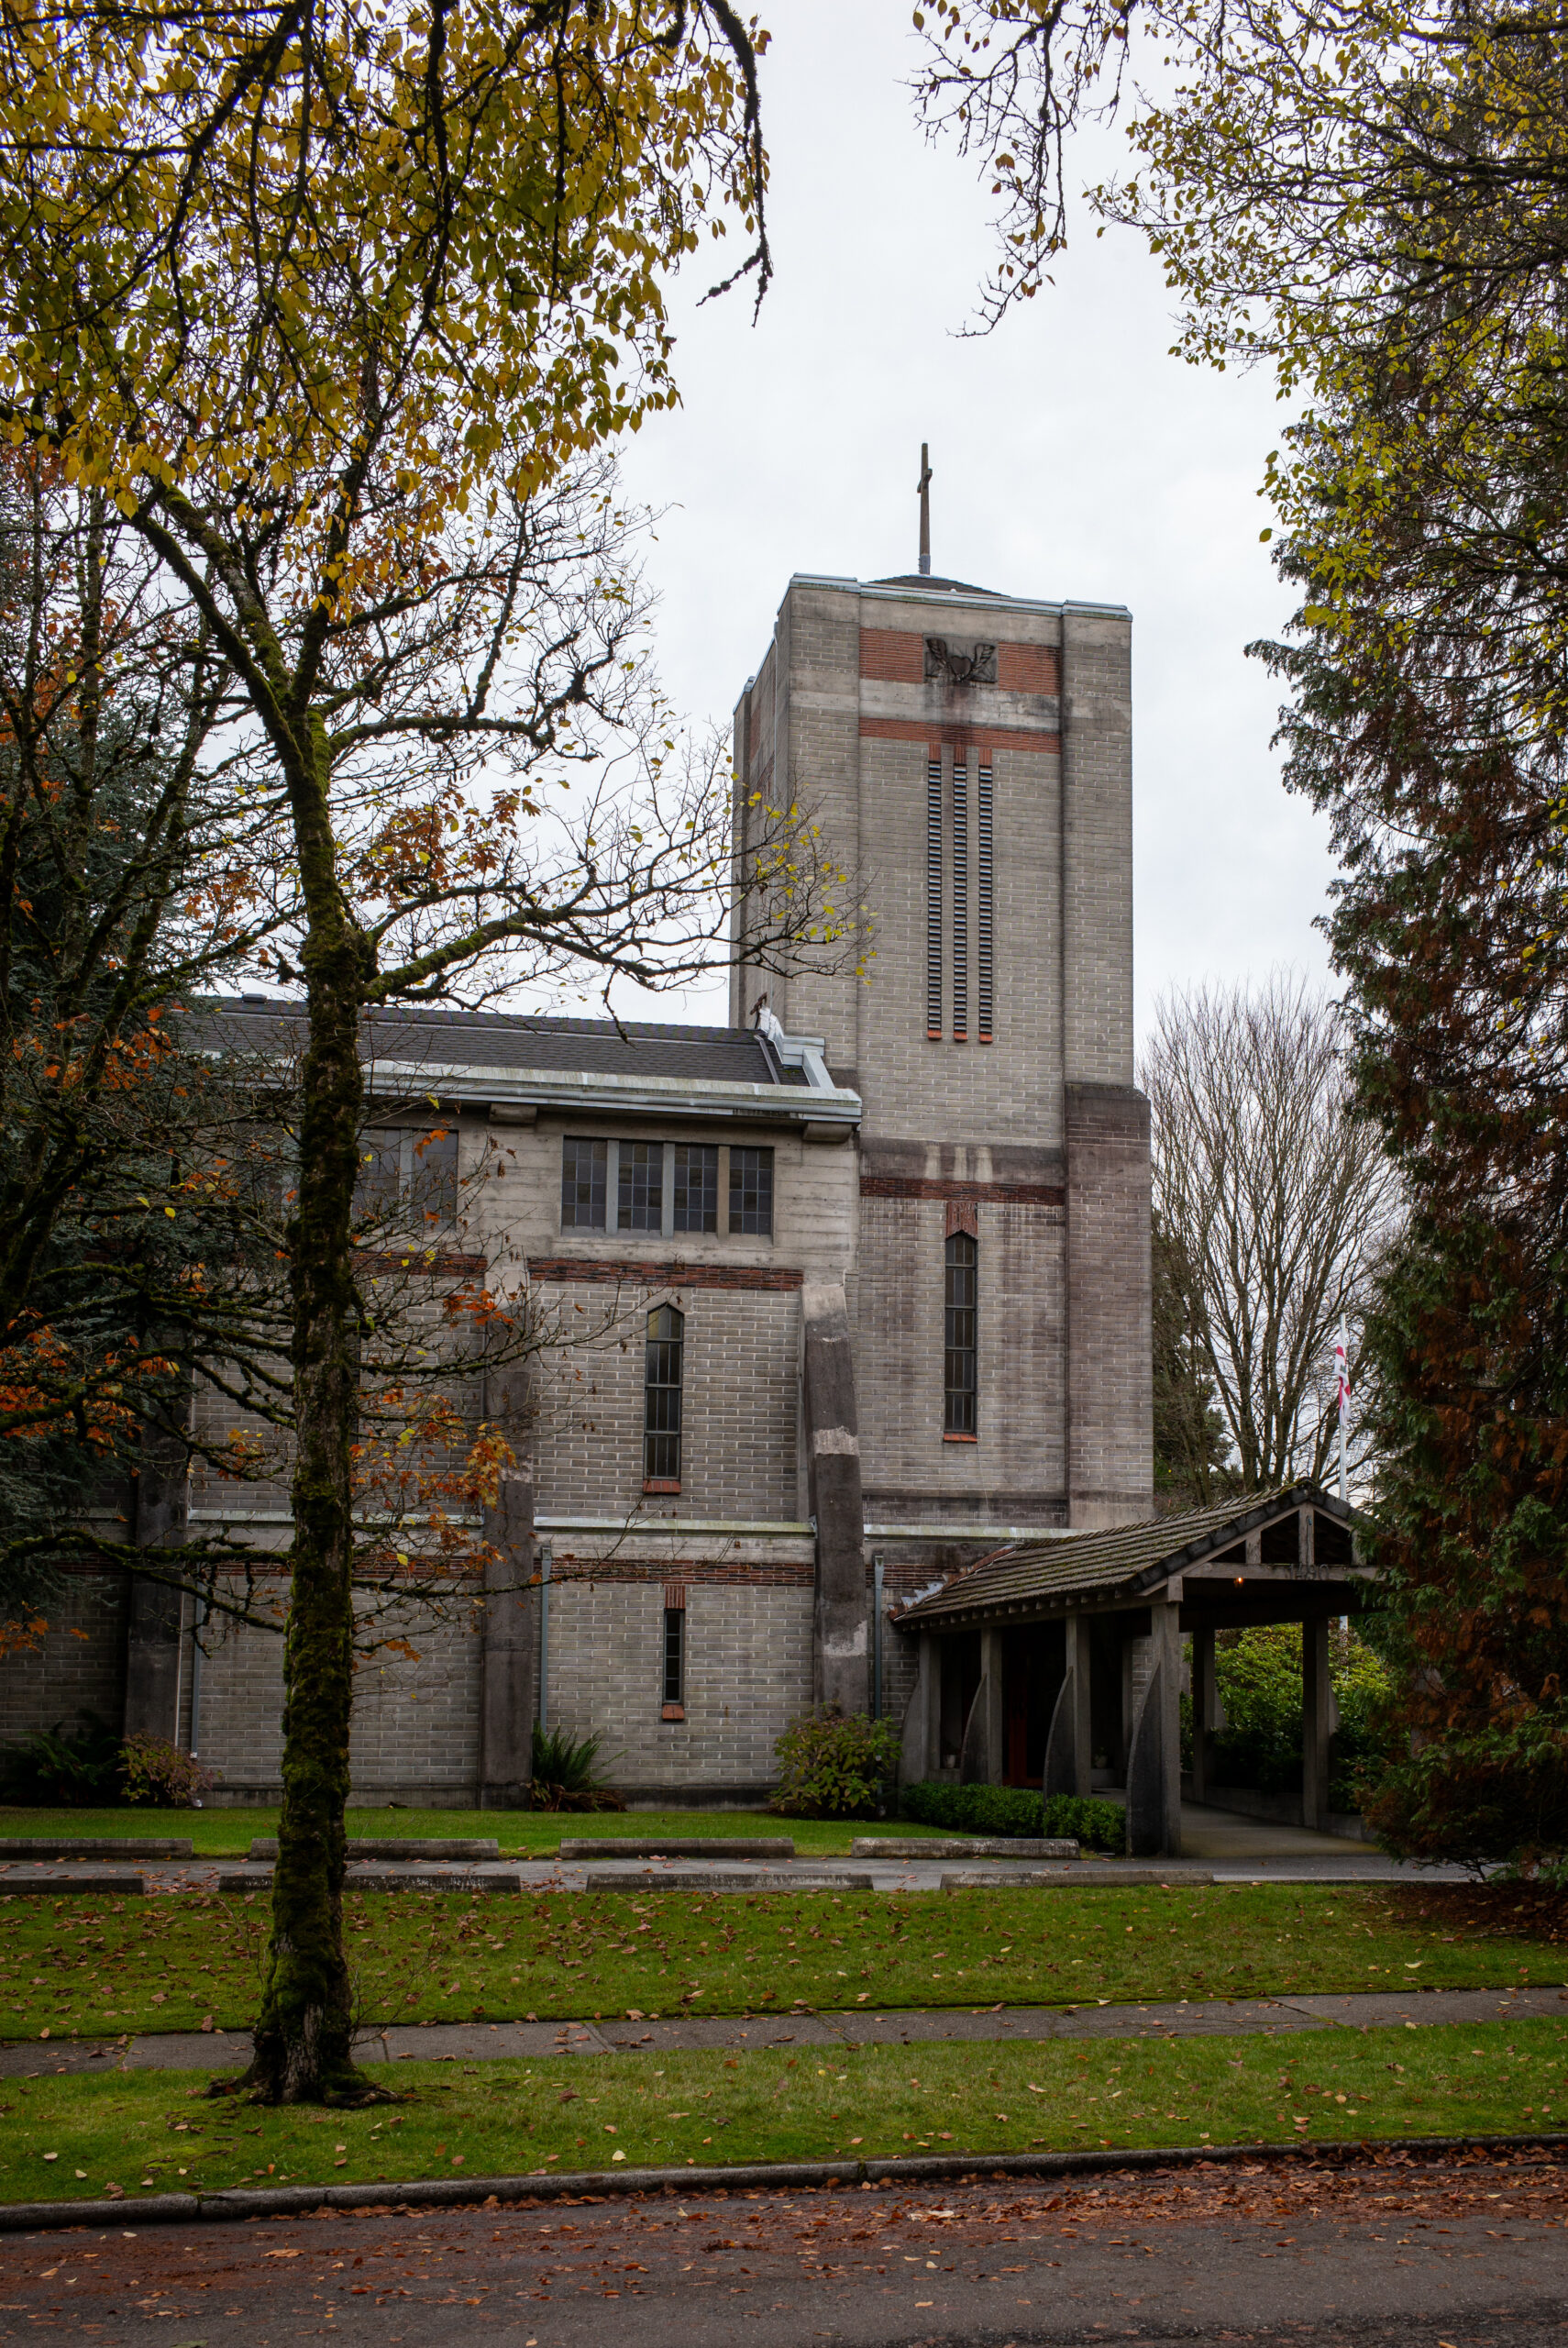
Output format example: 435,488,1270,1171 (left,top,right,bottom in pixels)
644,1303,685,1489
944,1233,977,1437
